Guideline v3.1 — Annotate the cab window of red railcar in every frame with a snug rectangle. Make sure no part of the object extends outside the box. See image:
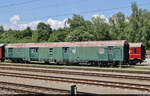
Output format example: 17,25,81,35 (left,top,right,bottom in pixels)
133,48,136,54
